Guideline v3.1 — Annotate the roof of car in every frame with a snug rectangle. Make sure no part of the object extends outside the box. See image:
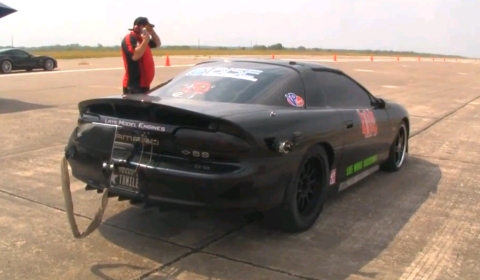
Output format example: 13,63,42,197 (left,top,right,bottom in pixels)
0,47,14,52
195,58,337,71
